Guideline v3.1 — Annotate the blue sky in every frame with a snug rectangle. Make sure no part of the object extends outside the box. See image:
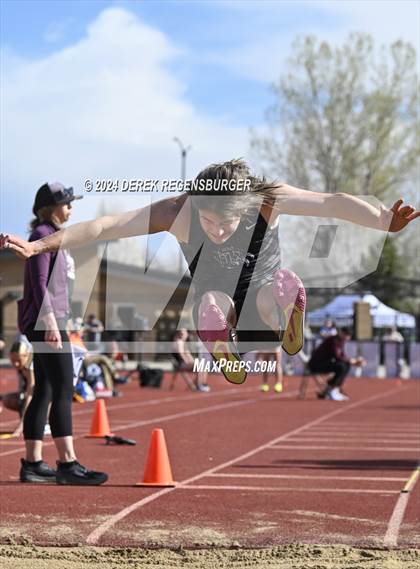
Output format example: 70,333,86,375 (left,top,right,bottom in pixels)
0,1,345,127
1,0,419,240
